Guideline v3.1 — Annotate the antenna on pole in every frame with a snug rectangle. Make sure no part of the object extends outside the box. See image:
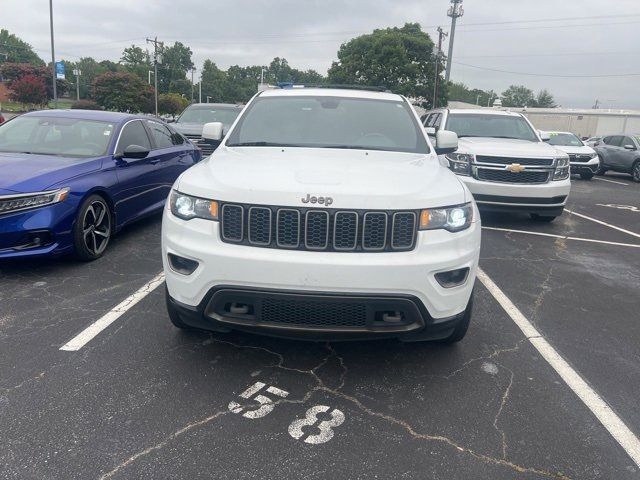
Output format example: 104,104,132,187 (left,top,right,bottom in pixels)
445,0,464,82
